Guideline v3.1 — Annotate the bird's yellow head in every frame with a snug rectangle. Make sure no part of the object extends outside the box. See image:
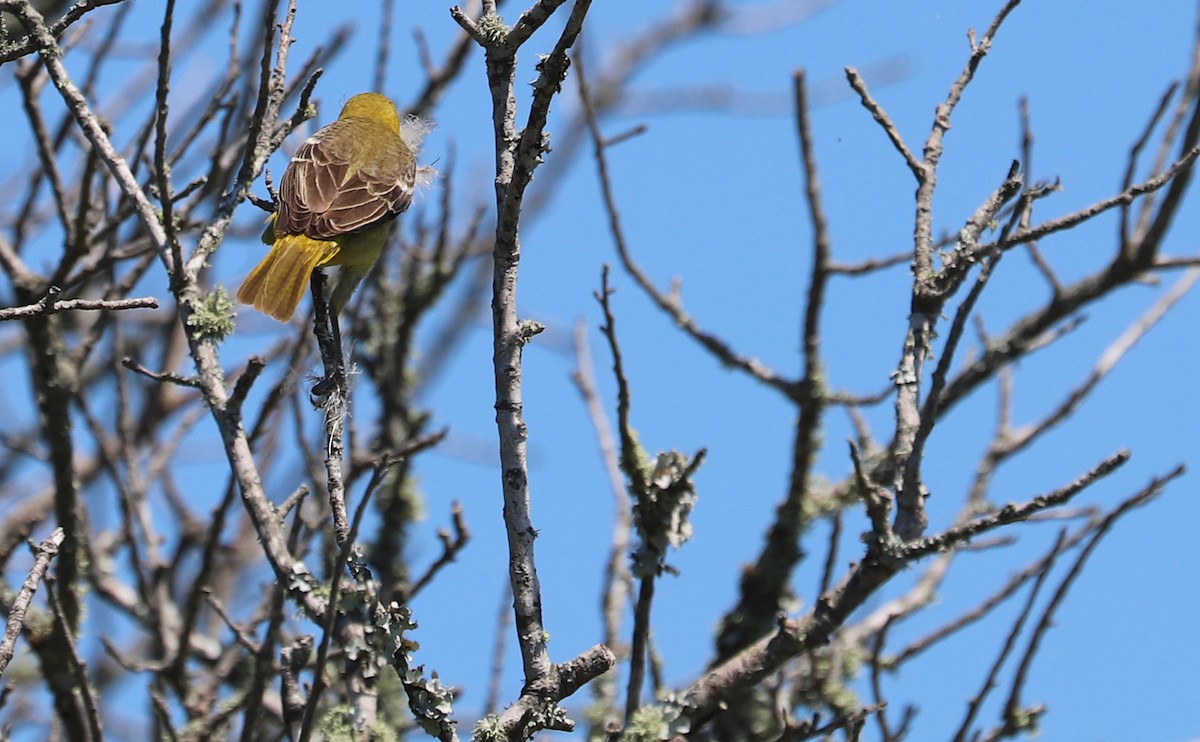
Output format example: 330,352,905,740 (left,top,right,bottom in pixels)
337,92,400,134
